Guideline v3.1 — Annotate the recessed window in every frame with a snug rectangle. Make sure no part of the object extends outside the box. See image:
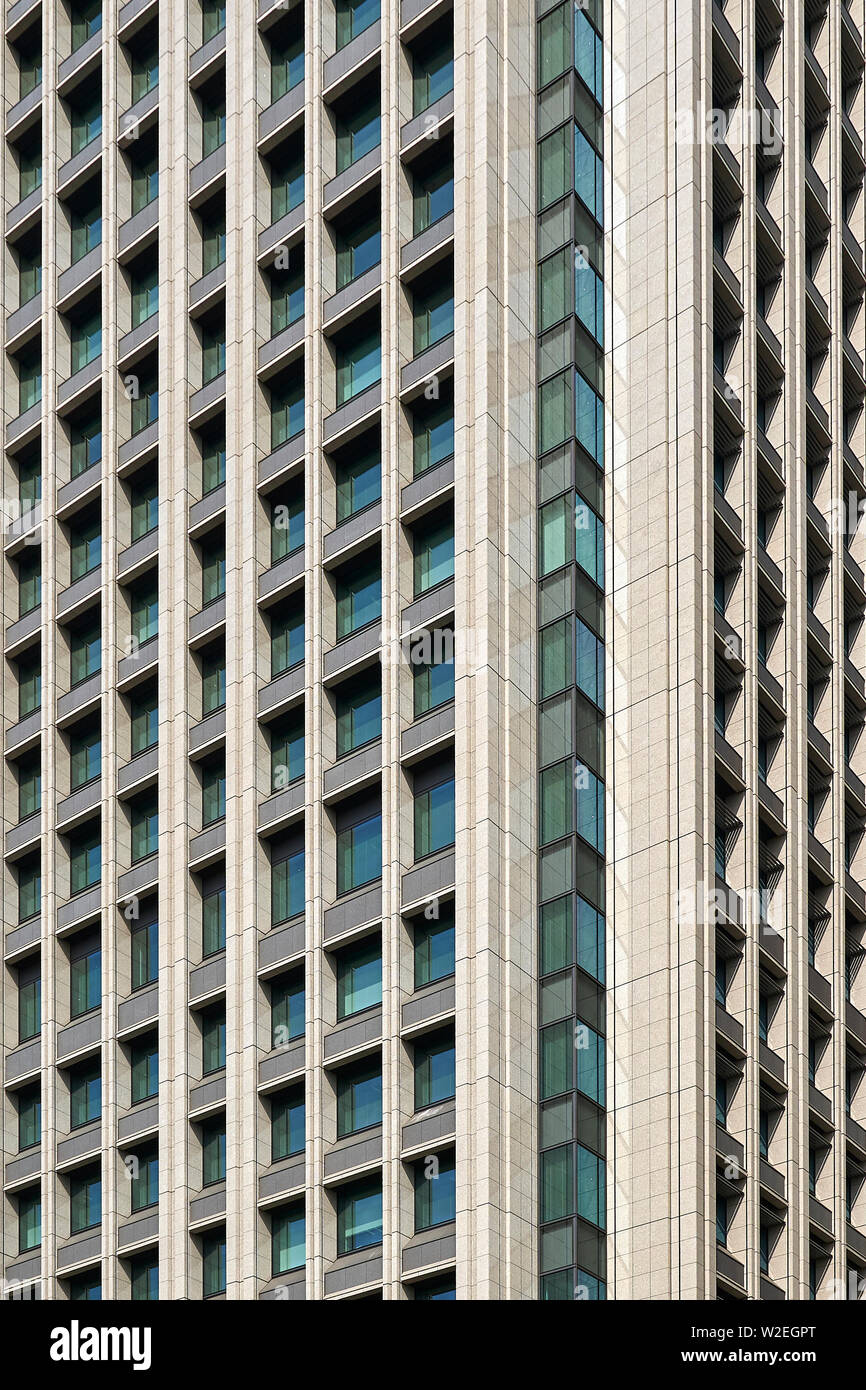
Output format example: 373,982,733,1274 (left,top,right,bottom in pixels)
201,1007,226,1074
130,795,158,862
18,1188,41,1253
335,87,380,173
71,0,102,50
336,1176,382,1255
131,916,158,990
130,1253,158,1301
270,373,305,449
412,29,453,115
201,0,226,44
271,604,305,676
17,1083,41,1152
414,775,455,859
202,758,226,825
131,1033,158,1103
336,674,381,756
269,252,304,336
69,1060,101,1128
413,270,454,355
70,411,102,478
130,582,158,645
202,886,226,957
336,557,381,639
69,620,101,687
130,369,158,433
272,1087,305,1161
335,209,381,291
201,648,226,715
335,318,381,405
16,752,41,820
336,812,382,894
270,491,304,563
271,974,305,1048
413,513,454,595
17,855,42,922
18,967,41,1042
414,904,456,989
270,138,304,222
335,443,381,522
201,1116,226,1186
272,846,305,924
67,1270,102,1301
270,716,304,791
272,1202,305,1275
131,1142,159,1212
70,1164,102,1234
336,1057,382,1136
336,938,382,1019
414,1030,455,1109
68,828,101,895
412,385,454,476
202,1229,226,1296
69,931,100,1017
130,685,158,755
413,1150,455,1231
129,28,158,103
69,516,101,581
69,724,100,791
270,27,303,102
